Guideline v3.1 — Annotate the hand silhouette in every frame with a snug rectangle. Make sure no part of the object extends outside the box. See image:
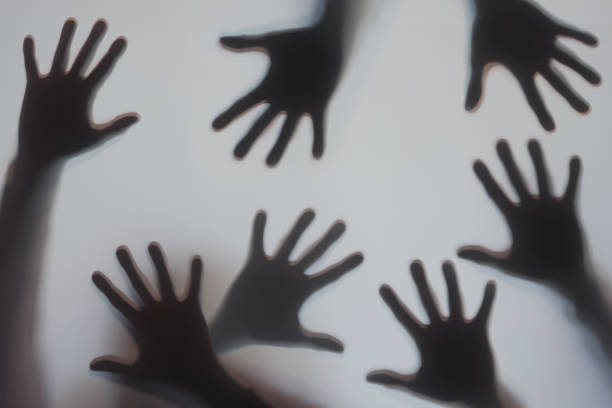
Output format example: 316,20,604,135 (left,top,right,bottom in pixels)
458,140,584,293
91,243,227,397
367,261,499,408
210,210,363,353
212,17,343,166
19,19,139,164
466,0,601,131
